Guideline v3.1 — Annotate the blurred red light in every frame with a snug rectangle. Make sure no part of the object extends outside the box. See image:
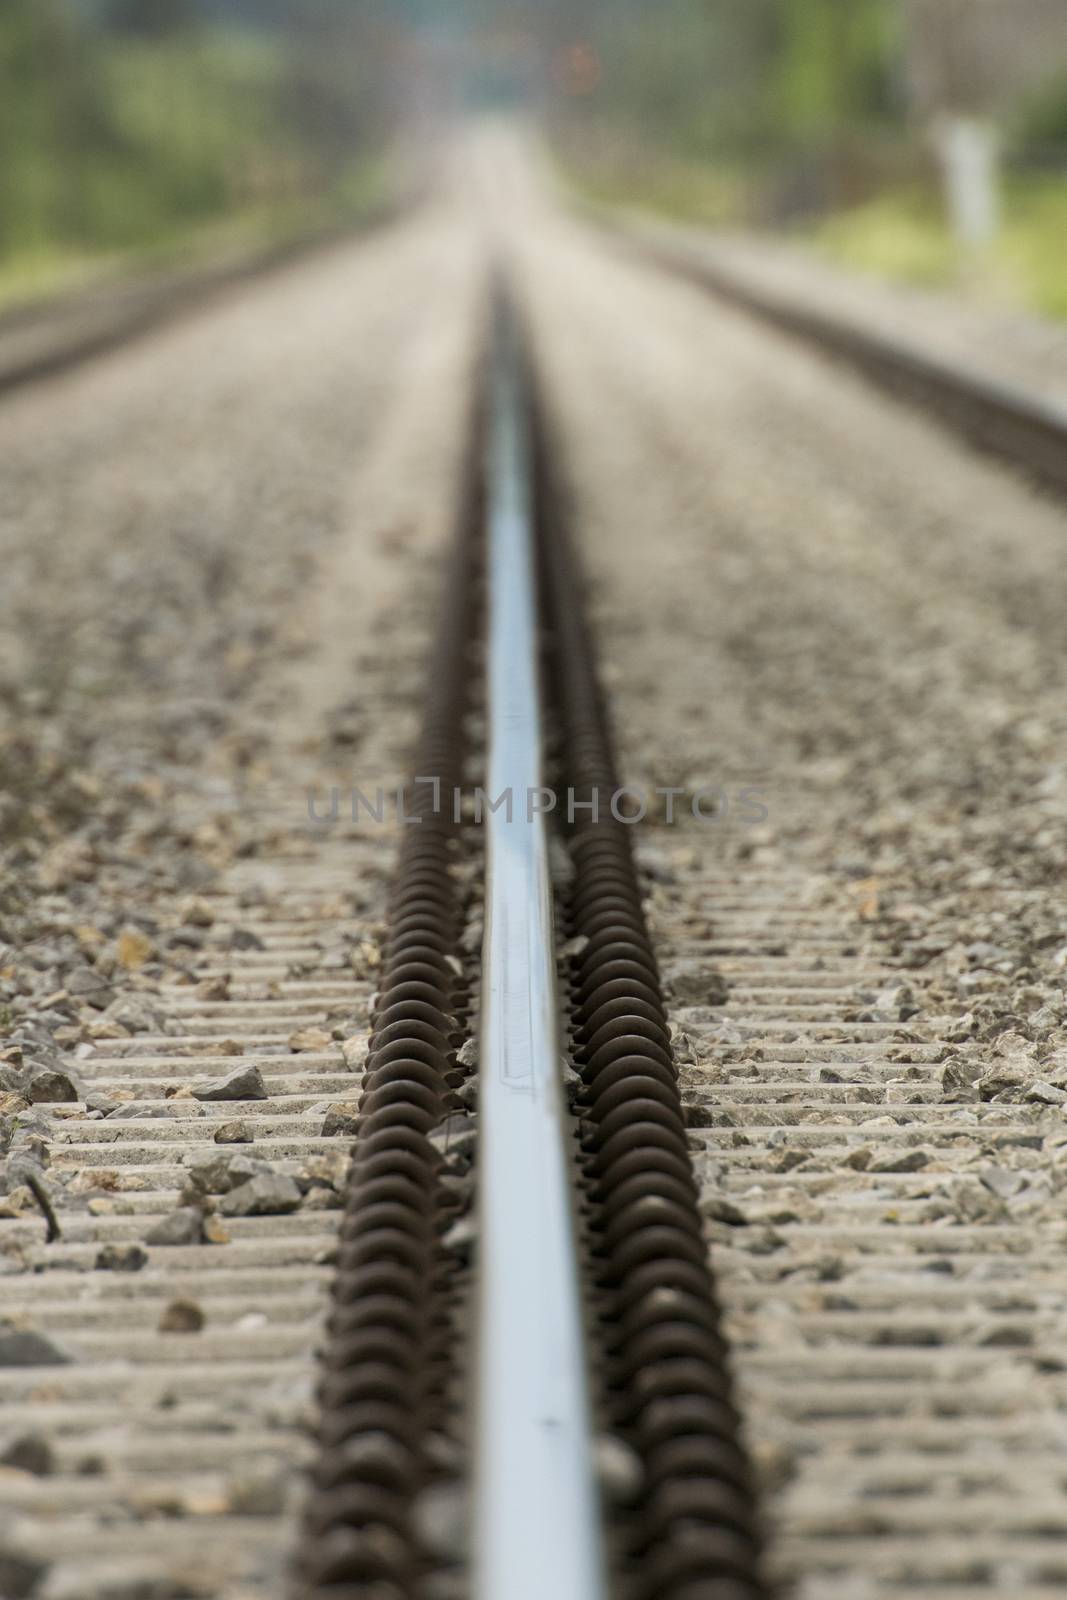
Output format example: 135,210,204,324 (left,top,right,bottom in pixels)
553,41,602,96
